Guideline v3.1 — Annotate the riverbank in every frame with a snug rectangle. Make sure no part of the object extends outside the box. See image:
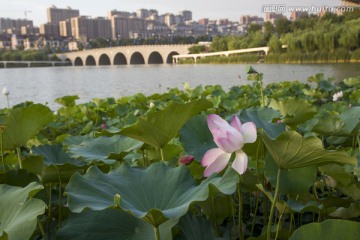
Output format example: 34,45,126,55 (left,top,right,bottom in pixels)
178,51,360,64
